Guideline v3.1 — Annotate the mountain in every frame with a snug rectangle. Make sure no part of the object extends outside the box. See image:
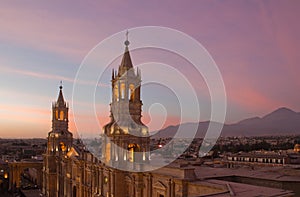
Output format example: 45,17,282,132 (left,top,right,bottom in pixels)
153,107,300,138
